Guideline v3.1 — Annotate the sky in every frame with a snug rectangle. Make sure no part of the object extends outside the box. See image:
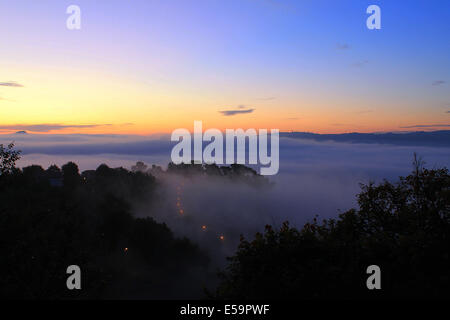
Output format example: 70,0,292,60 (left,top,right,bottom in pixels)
0,0,449,134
